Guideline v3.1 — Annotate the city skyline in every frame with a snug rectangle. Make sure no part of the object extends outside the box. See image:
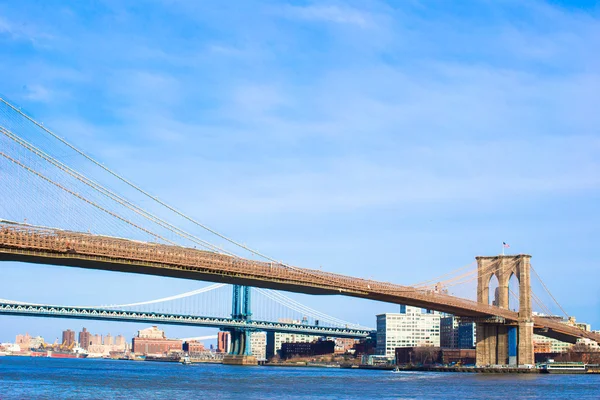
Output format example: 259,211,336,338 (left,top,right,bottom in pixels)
1,322,218,348
0,0,599,339
10,326,150,344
